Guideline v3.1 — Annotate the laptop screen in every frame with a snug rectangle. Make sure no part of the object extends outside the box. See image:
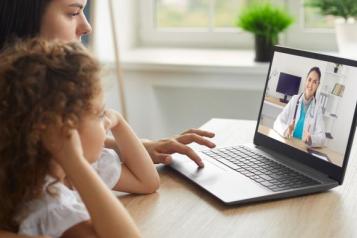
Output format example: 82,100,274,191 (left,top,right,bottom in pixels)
258,51,357,167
